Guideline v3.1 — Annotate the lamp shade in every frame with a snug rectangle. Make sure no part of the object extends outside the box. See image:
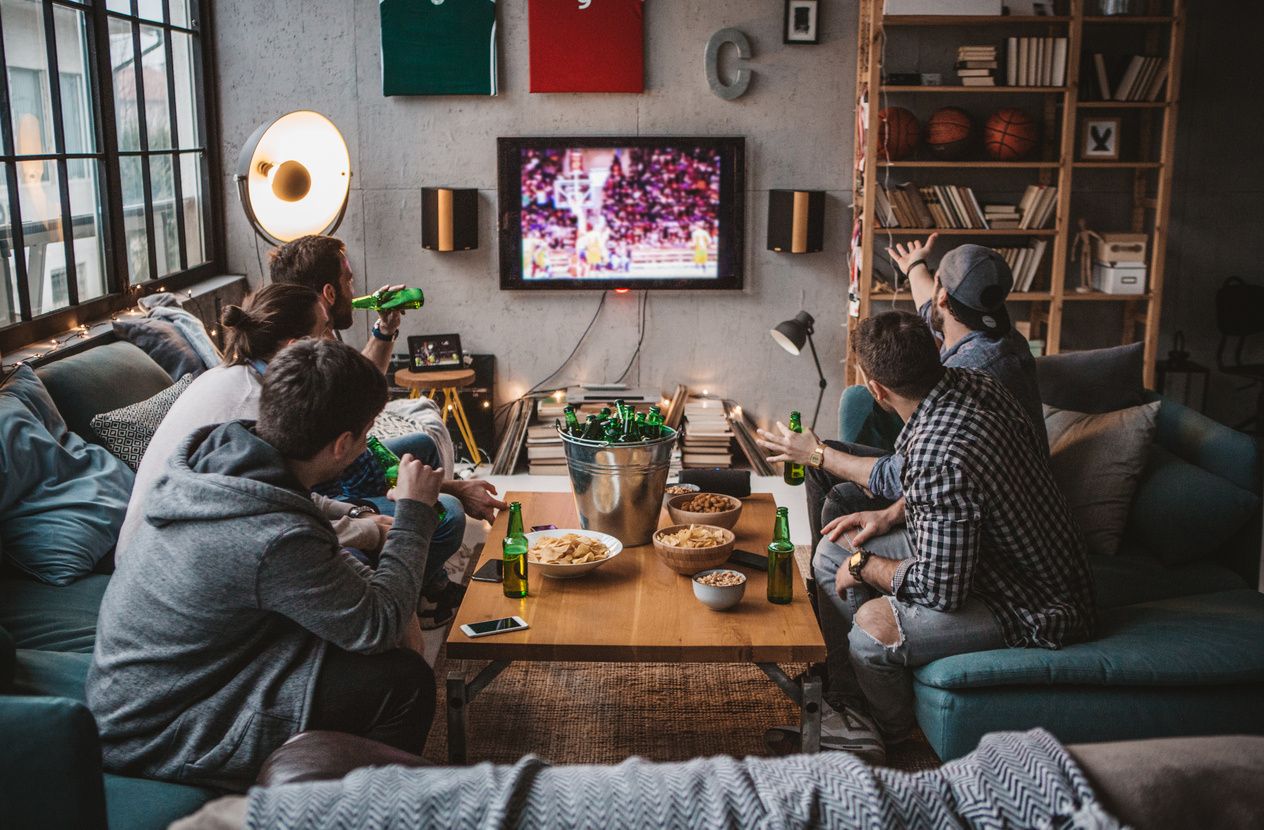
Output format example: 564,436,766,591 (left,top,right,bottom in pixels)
770,310,814,356
235,111,351,245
